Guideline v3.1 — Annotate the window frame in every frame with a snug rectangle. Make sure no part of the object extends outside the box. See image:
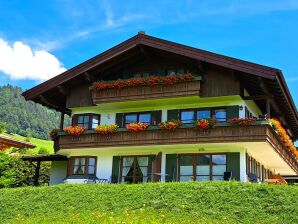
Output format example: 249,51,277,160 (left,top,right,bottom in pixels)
72,113,100,130
68,156,97,176
123,112,154,126
178,153,227,181
180,107,227,123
